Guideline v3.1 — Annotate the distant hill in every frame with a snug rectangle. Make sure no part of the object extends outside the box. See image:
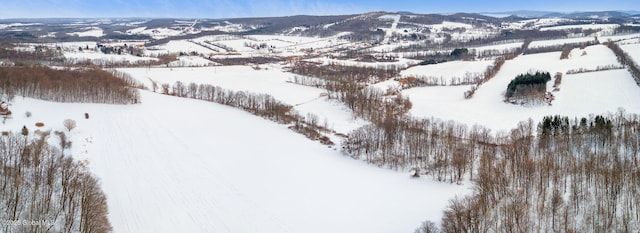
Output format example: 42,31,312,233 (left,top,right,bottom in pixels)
484,10,636,19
